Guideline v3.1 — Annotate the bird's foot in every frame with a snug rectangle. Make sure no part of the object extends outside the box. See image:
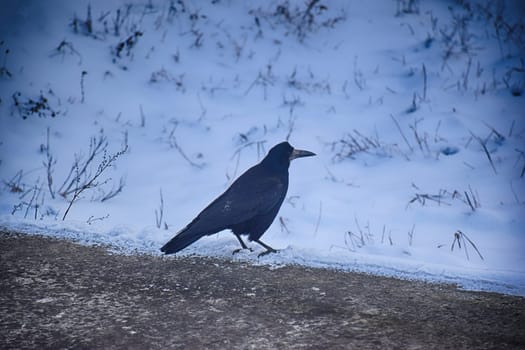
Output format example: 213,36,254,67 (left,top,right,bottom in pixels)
257,249,278,258
232,247,253,255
